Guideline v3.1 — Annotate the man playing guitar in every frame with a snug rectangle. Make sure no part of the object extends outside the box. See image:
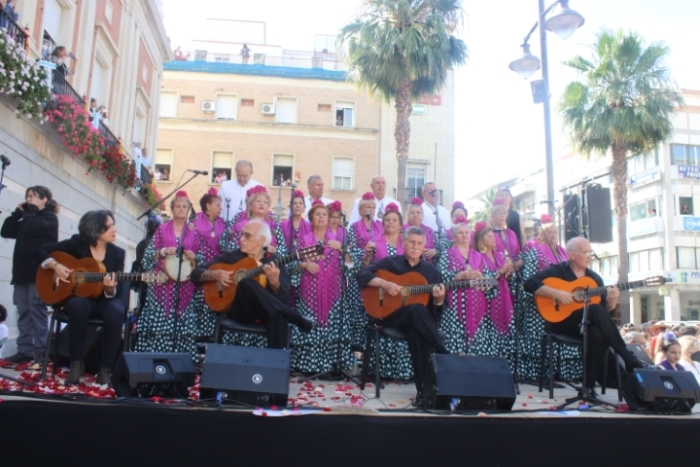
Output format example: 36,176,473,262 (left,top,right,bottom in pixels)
357,226,449,407
192,220,314,349
524,236,648,399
